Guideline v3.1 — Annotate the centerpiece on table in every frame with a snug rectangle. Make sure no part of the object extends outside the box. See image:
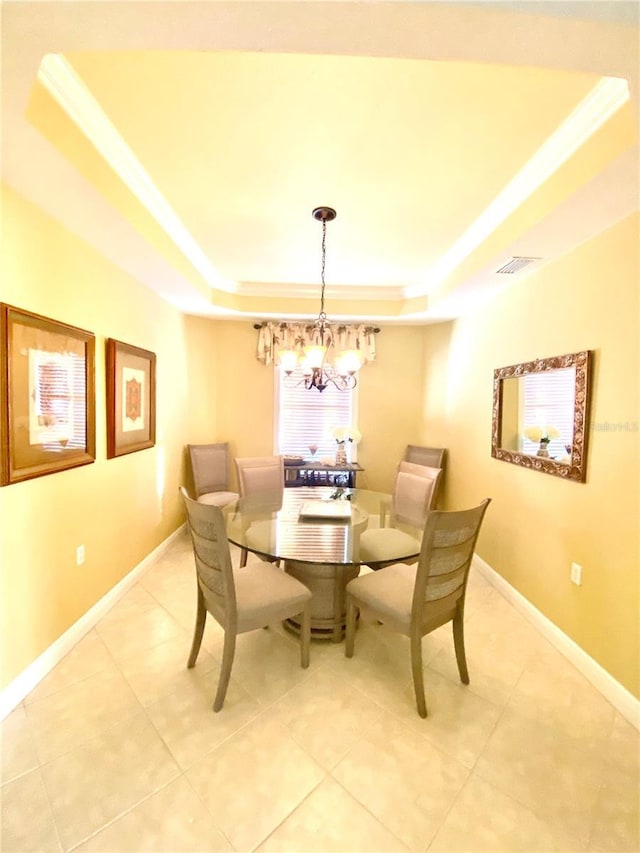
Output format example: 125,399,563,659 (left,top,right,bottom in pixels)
524,425,560,458
331,425,362,465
